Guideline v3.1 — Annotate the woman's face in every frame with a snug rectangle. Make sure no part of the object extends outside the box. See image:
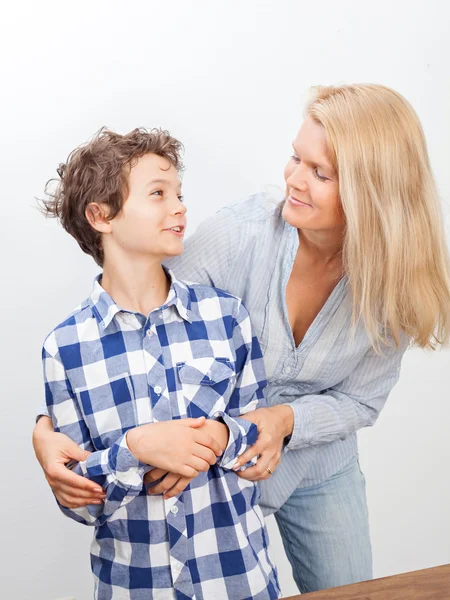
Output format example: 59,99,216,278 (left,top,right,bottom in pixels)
282,116,344,233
